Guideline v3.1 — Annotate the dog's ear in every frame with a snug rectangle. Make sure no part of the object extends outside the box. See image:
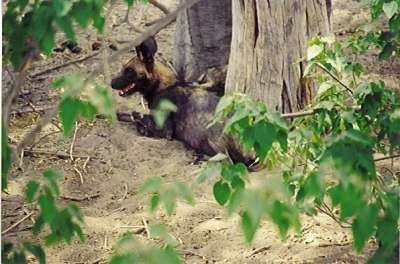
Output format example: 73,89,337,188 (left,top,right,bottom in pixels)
135,37,158,63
